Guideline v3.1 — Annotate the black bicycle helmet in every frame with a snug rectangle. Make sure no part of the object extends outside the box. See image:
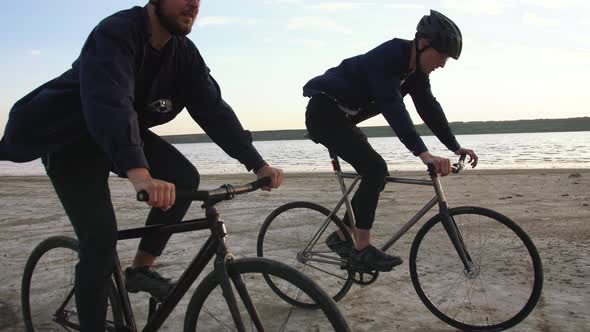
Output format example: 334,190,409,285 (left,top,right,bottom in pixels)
416,10,462,59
